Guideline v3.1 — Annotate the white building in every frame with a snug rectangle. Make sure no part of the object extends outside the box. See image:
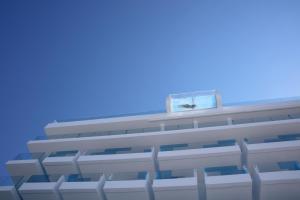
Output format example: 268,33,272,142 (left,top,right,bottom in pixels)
1,90,300,200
